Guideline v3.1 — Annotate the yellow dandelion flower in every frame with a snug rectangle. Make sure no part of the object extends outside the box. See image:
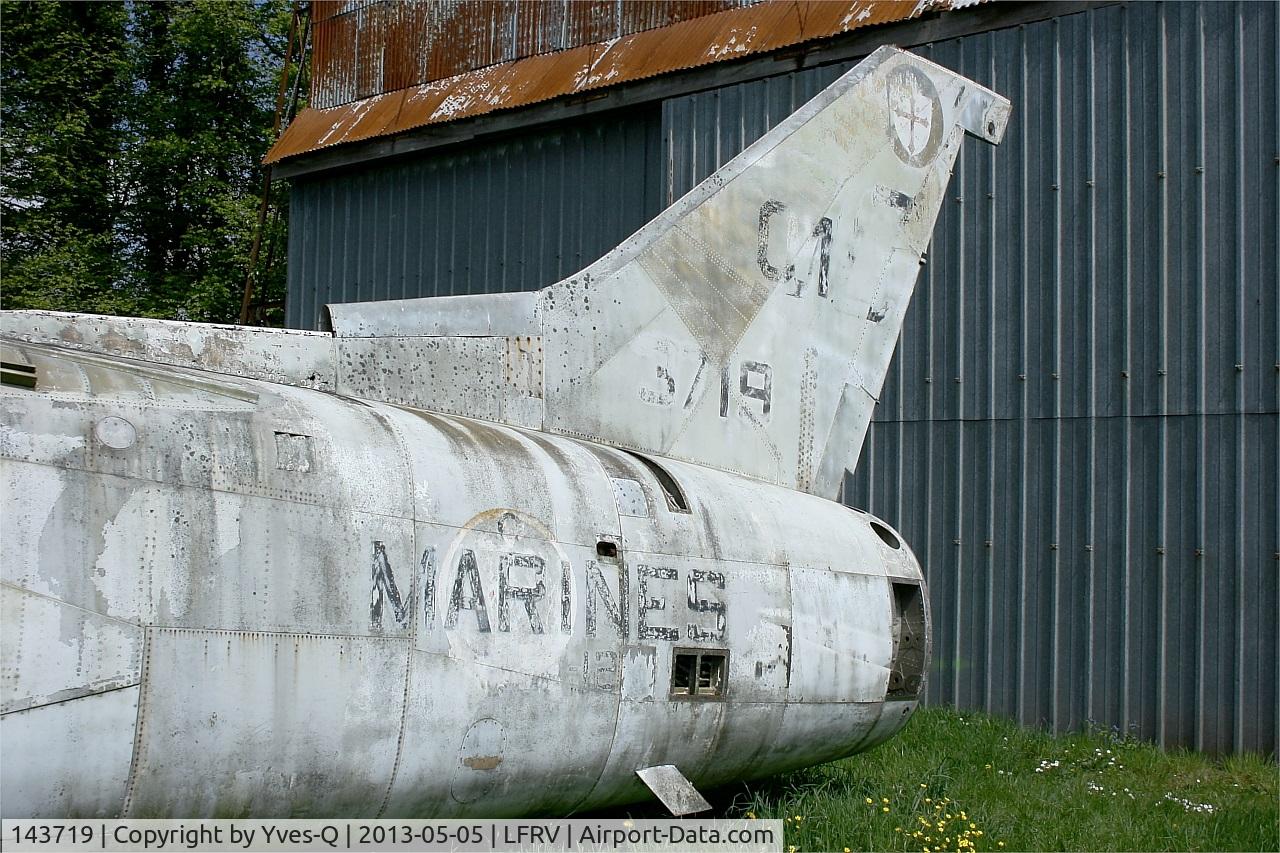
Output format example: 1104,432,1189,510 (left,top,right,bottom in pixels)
920,783,928,788
883,807,890,813
795,815,804,822
999,842,1005,848
882,797,890,804
866,797,874,804
746,812,756,819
